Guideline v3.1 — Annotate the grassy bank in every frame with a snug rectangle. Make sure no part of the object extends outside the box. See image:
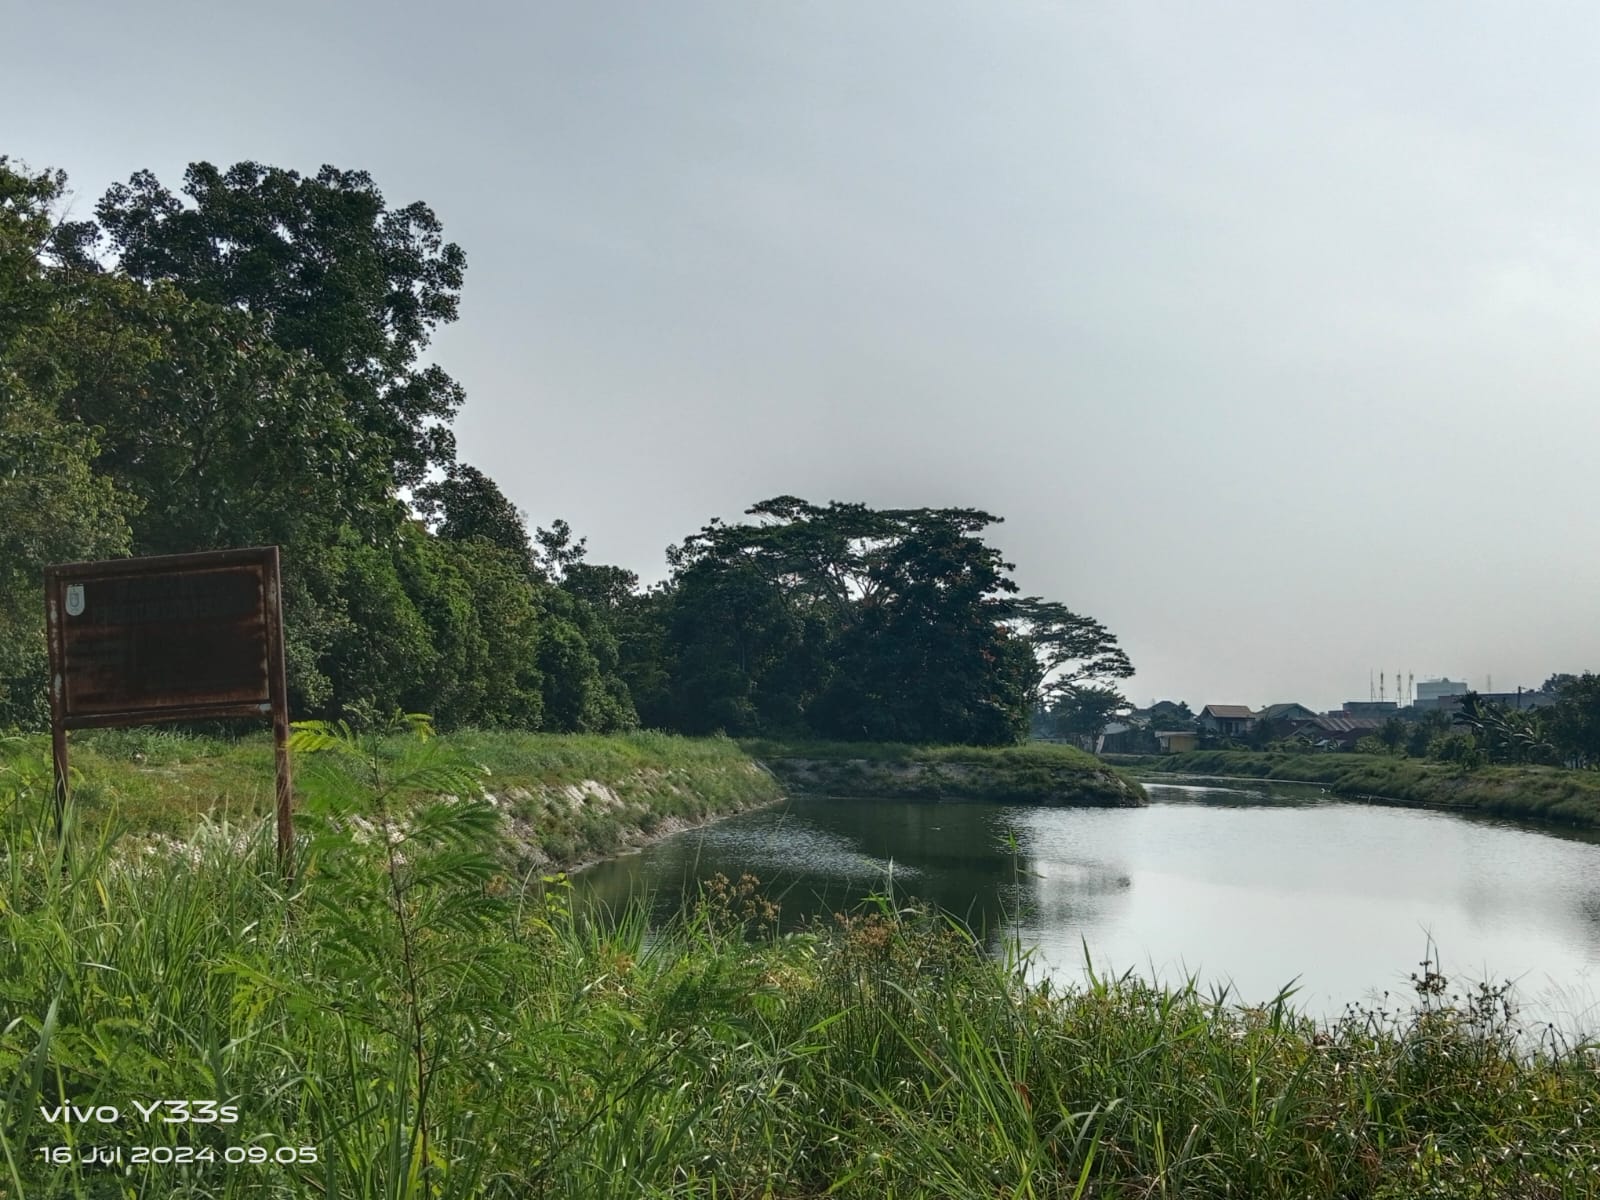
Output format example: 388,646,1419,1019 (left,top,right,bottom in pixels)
745,738,1146,807
15,725,783,870
1109,750,1600,826
2,731,1596,1198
